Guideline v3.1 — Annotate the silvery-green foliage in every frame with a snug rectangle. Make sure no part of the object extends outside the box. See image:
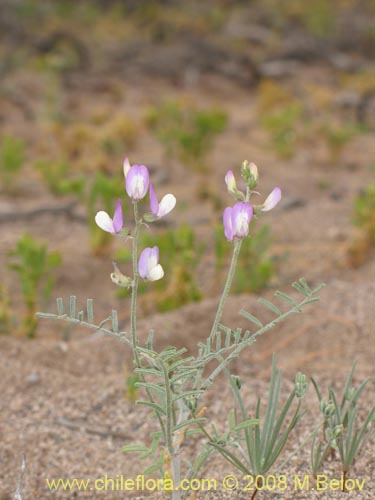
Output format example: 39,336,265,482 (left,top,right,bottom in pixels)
37,297,131,346
207,355,306,480
311,363,375,476
37,160,326,500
